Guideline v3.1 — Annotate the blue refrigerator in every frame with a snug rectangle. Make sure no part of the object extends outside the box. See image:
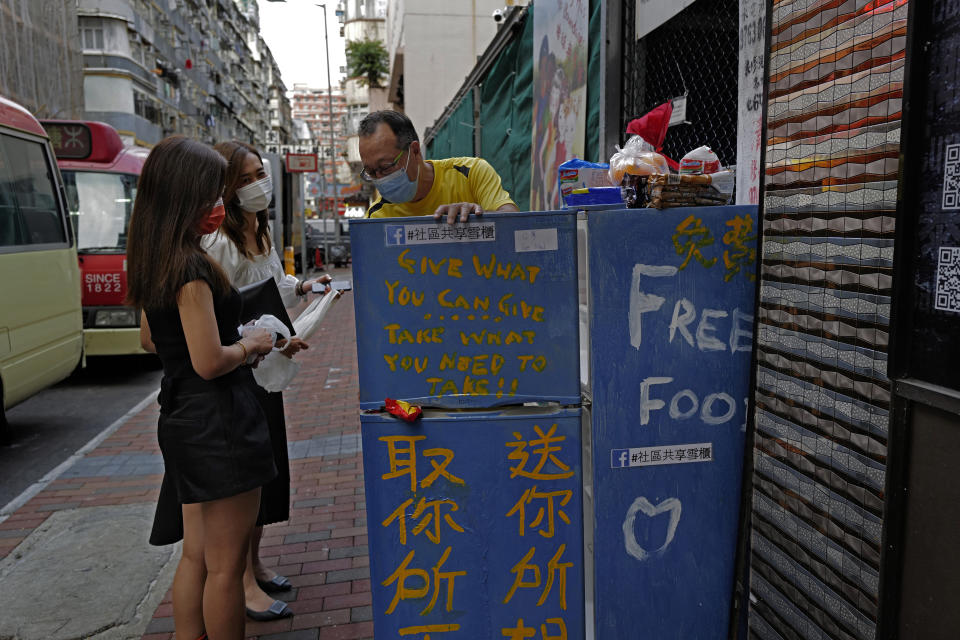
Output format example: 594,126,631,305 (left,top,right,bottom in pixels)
350,211,585,639
584,205,759,639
